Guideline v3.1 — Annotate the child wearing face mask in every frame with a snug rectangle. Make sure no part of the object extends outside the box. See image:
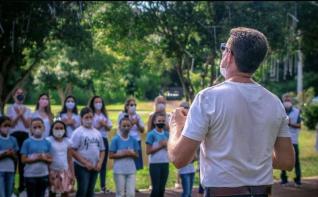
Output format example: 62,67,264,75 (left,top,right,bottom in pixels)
59,96,81,138
146,112,170,197
110,116,139,197
0,116,19,197
21,118,52,197
147,95,170,132
118,98,145,172
70,107,105,197
89,96,112,193
47,120,75,197
32,93,53,138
